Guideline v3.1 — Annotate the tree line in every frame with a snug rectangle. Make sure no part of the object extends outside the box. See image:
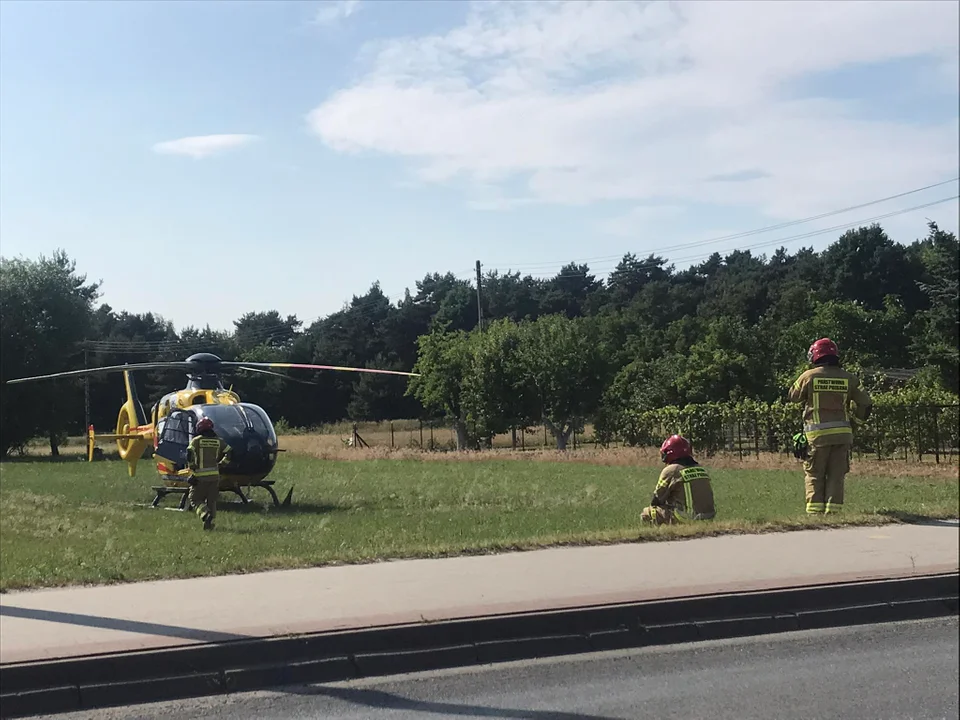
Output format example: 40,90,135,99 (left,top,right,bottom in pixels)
1,220,957,456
